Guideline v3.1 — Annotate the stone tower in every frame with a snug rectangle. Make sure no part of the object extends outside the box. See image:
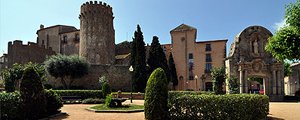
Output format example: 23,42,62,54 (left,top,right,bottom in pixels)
79,1,115,65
